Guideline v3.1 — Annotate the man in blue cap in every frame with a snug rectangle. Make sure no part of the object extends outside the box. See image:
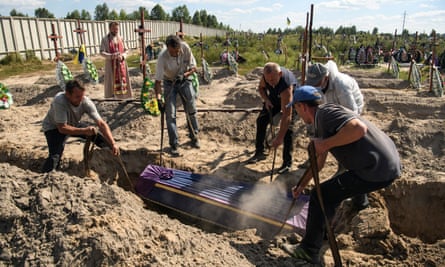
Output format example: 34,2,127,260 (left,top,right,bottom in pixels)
283,85,401,264
307,61,368,210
